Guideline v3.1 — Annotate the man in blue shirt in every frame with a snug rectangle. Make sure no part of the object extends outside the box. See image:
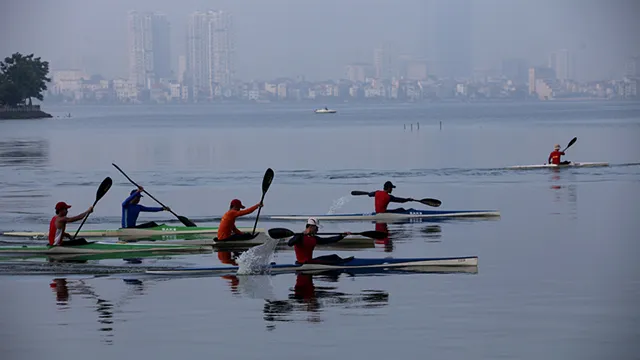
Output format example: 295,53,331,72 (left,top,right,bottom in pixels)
121,187,169,228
